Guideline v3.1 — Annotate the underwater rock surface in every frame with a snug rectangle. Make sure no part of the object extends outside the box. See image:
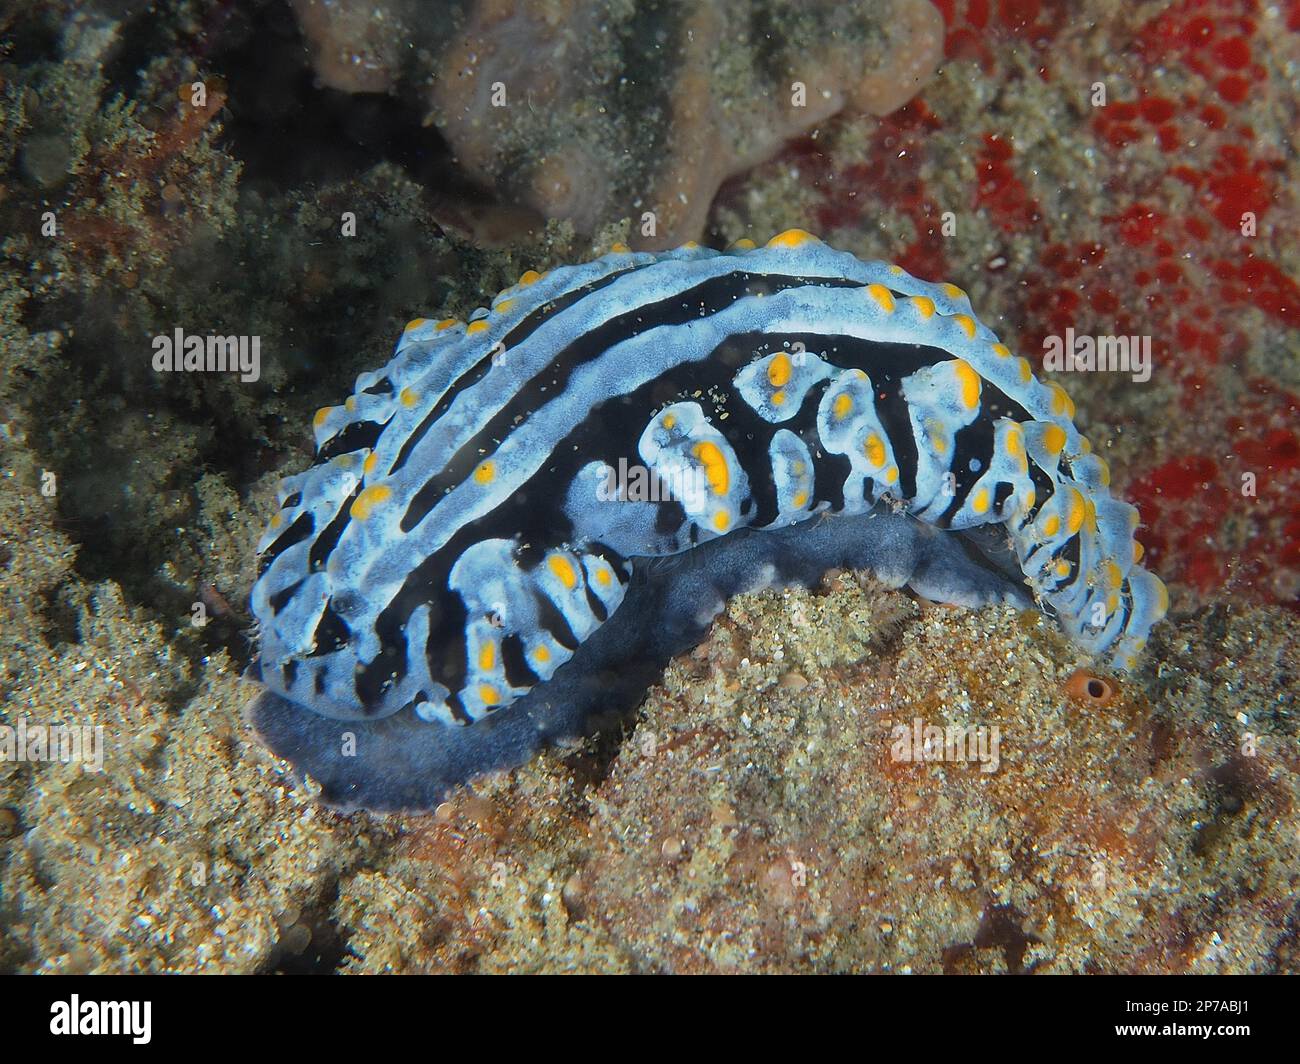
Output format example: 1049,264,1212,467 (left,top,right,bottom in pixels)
292,0,945,246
